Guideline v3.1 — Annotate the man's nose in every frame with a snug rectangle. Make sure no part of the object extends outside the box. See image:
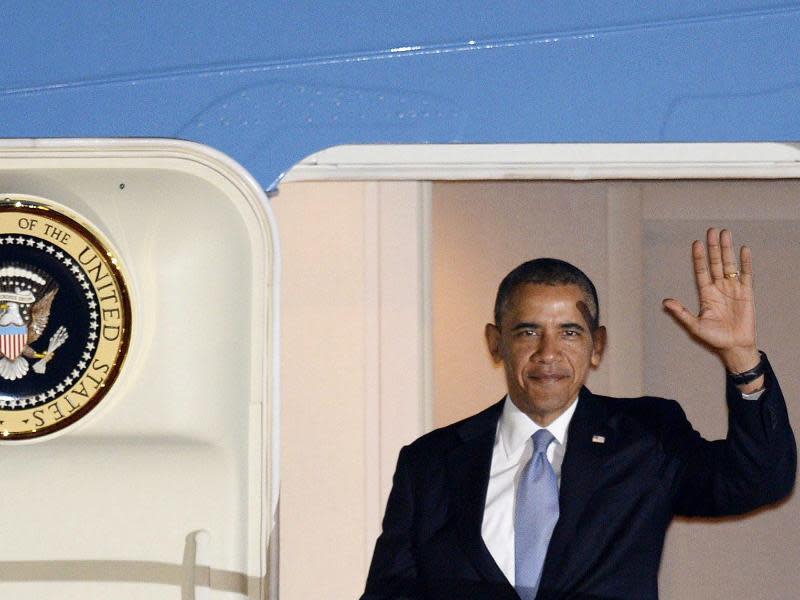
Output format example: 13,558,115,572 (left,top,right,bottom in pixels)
534,333,559,362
